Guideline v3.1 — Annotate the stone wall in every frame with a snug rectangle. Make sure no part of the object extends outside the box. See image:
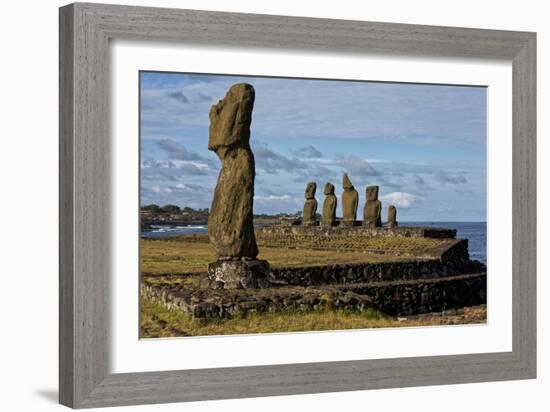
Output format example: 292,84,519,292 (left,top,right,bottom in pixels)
261,225,457,239
141,281,374,320
271,257,484,286
142,272,487,320
346,274,487,316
